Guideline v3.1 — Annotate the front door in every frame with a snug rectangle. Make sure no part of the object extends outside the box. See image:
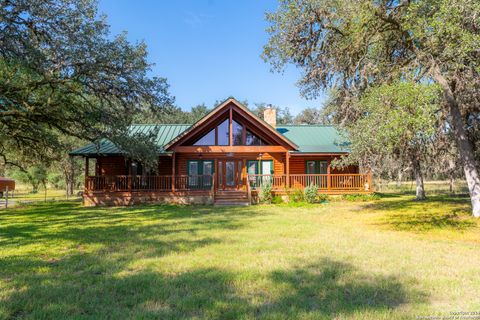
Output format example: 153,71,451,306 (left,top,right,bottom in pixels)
218,160,243,190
